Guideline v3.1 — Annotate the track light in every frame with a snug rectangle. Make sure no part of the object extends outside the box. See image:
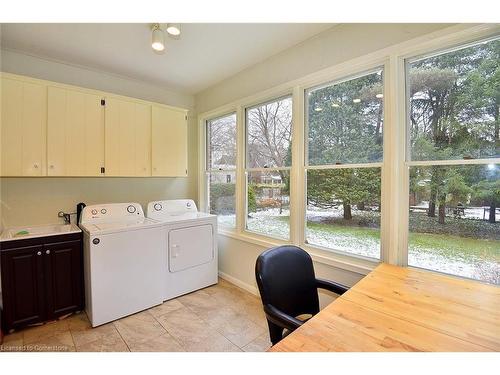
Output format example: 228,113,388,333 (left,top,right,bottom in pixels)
166,23,181,37
151,24,165,52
